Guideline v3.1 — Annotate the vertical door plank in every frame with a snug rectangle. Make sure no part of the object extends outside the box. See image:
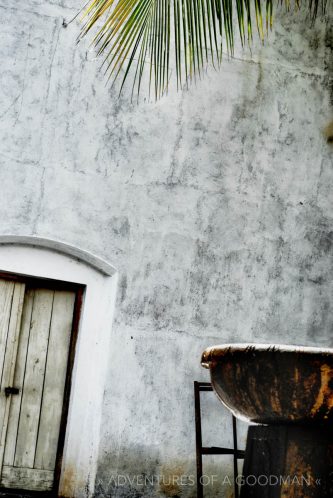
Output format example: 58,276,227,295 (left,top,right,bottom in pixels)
3,289,34,466
34,291,75,470
0,280,15,389
0,282,26,472
0,280,15,436
14,289,54,469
